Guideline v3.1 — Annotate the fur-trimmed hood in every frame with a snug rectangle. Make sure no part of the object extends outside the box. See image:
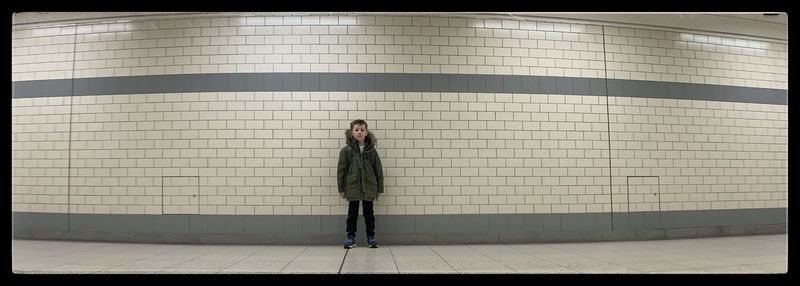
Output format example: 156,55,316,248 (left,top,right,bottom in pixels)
345,129,377,147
